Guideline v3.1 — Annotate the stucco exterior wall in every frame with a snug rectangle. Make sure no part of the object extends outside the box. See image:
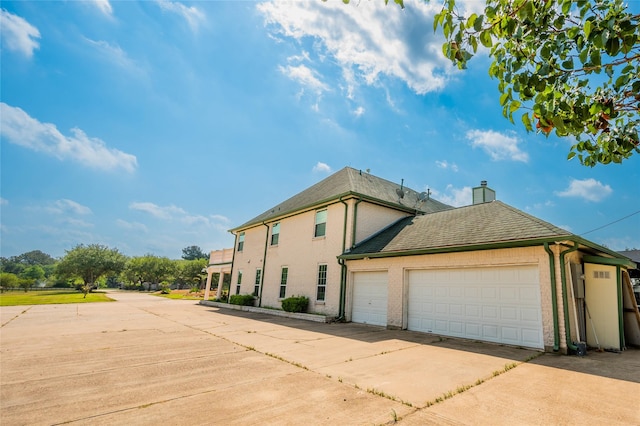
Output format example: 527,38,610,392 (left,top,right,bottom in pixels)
345,246,557,350
353,202,411,247
230,198,419,317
